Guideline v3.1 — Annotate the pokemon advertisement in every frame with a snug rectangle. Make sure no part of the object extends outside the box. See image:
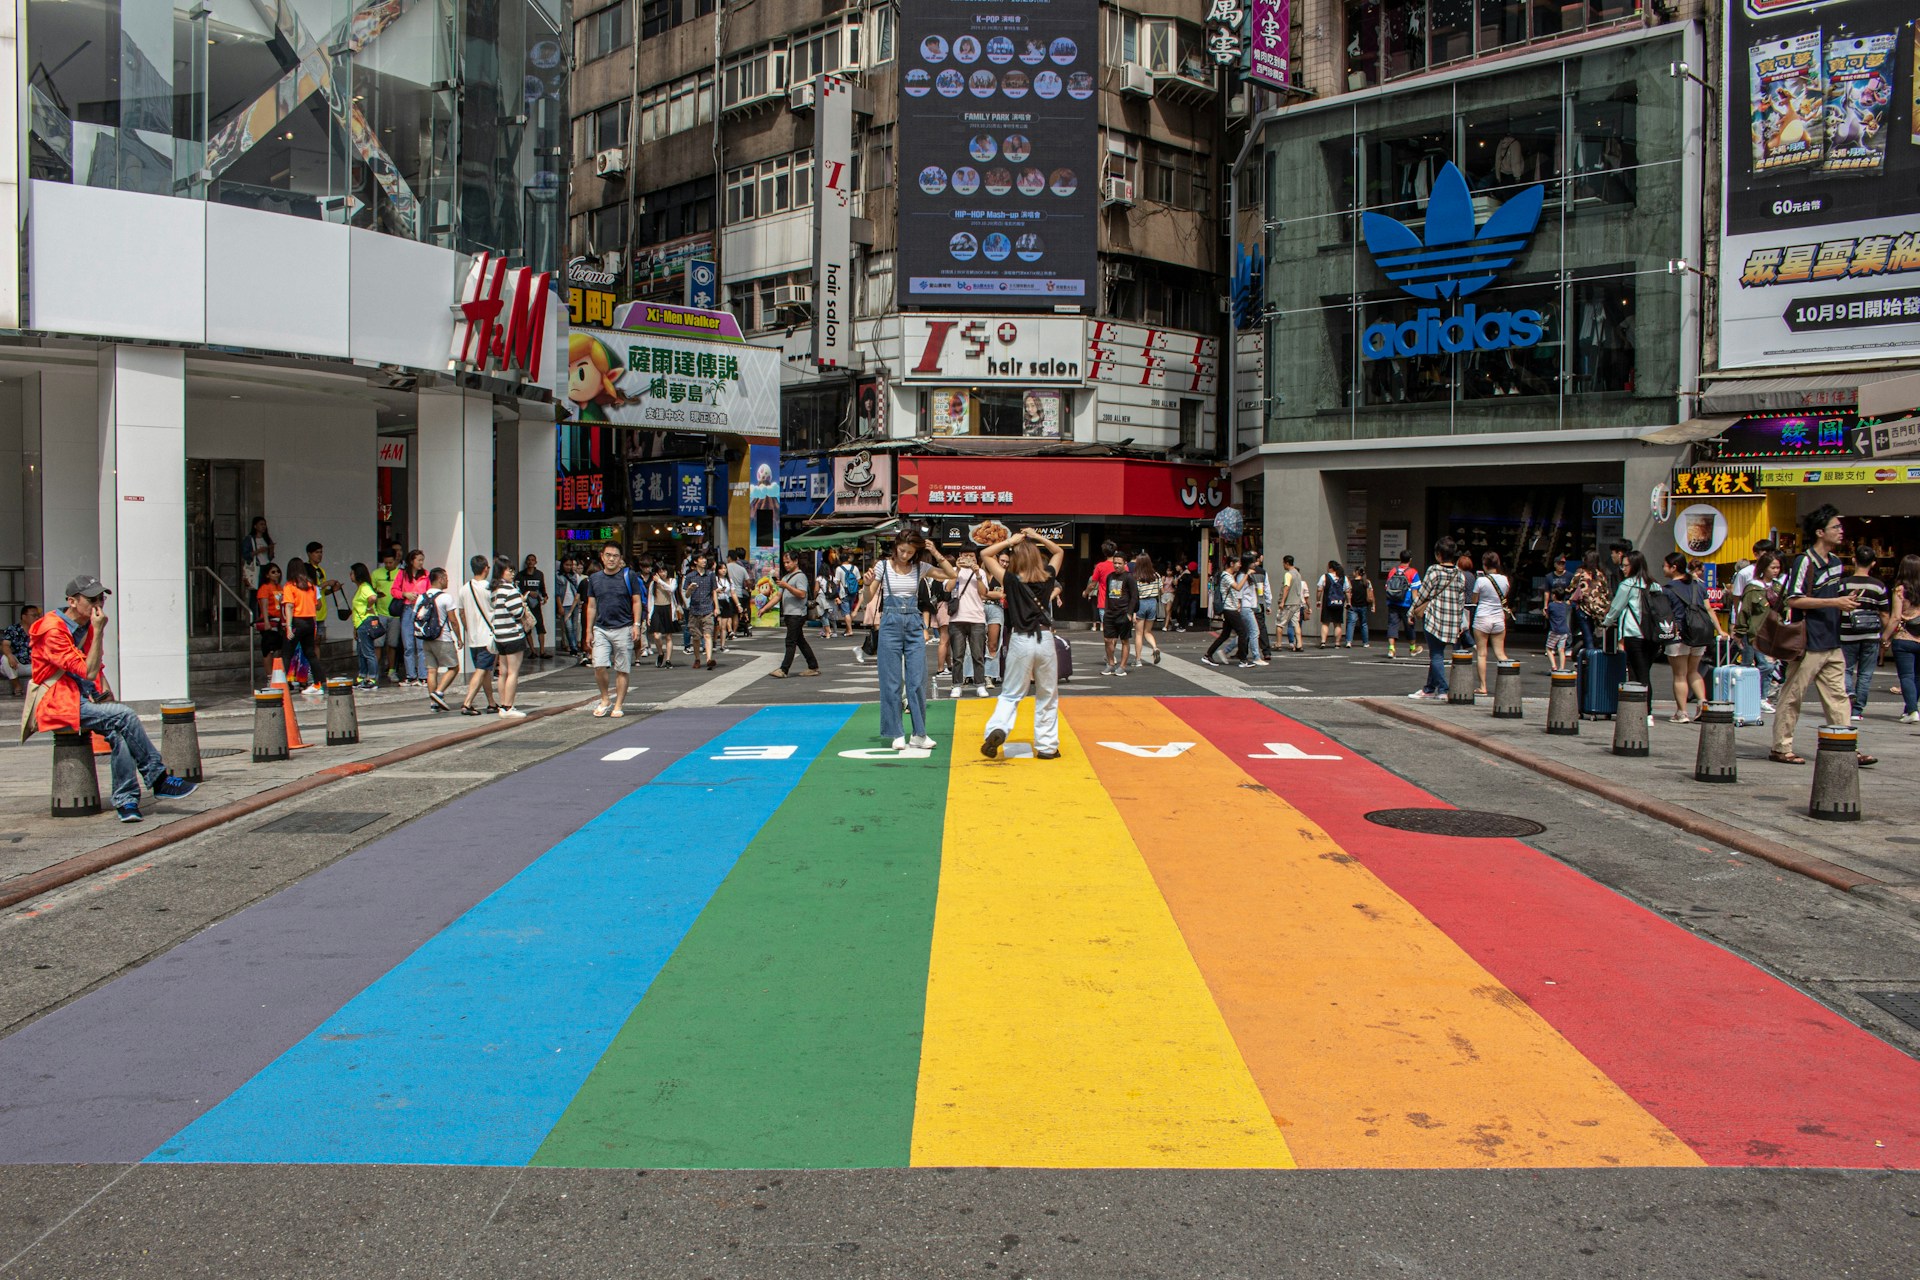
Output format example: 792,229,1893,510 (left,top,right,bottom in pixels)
1722,1,1920,369
561,324,780,438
